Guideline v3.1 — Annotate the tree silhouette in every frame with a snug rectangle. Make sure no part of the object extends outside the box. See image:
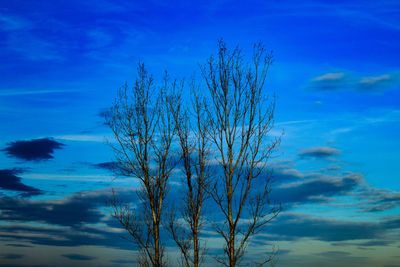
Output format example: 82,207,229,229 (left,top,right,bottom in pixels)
106,64,179,267
166,79,211,267
106,41,281,267
200,40,281,266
